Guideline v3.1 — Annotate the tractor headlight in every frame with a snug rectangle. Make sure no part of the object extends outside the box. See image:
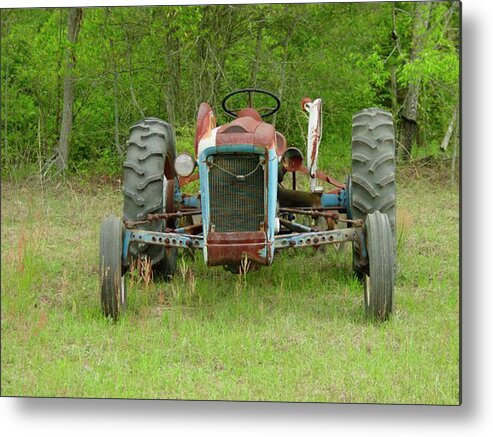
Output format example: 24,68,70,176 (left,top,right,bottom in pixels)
174,152,196,177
